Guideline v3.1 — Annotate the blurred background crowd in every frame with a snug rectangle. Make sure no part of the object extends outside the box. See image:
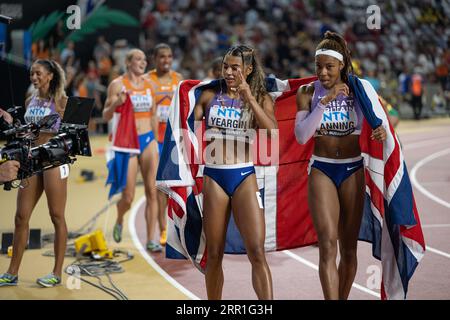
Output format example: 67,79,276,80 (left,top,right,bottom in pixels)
1,0,449,131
